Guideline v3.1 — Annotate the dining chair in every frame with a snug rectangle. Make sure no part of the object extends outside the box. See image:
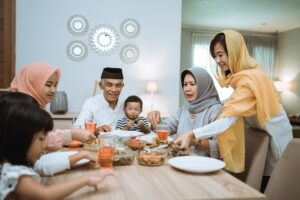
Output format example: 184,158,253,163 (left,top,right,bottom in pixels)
92,80,99,96
264,138,300,200
233,126,270,191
